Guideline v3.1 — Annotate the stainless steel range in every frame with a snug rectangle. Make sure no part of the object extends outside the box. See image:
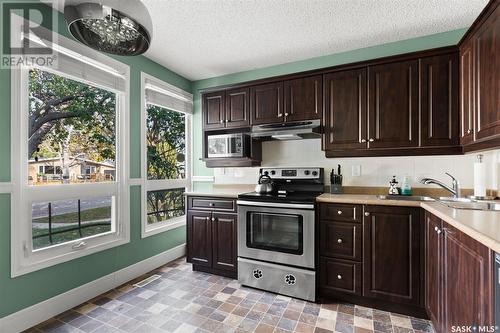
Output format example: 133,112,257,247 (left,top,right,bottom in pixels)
237,167,324,302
